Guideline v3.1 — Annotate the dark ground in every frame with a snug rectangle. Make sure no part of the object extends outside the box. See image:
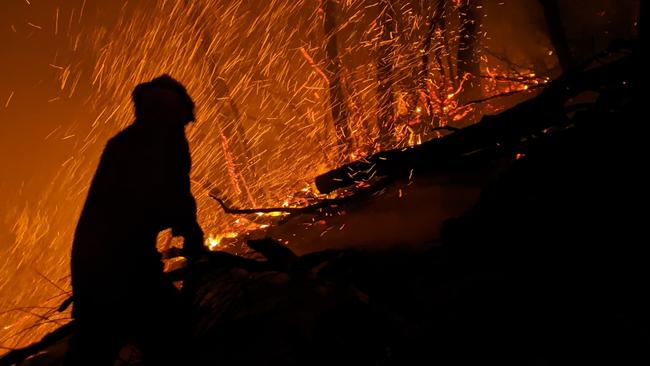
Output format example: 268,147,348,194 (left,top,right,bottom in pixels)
186,44,648,365
3,41,648,366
